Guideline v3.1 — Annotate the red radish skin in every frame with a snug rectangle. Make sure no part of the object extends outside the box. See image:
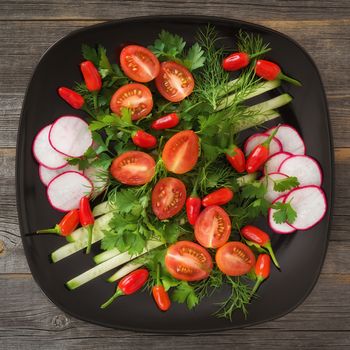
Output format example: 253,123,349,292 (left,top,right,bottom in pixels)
32,124,68,169
49,116,93,158
263,152,292,175
260,172,290,203
244,133,282,157
278,155,322,187
47,171,93,212
267,124,305,155
39,164,82,186
284,186,327,230
268,195,296,234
